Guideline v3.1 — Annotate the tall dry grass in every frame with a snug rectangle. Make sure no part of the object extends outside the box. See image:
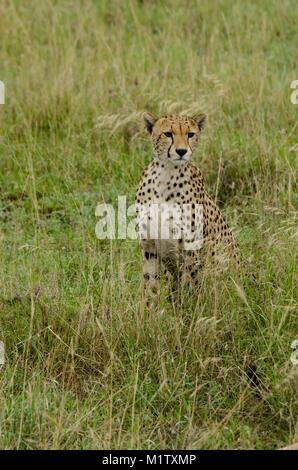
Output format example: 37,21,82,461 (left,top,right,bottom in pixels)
0,0,297,449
